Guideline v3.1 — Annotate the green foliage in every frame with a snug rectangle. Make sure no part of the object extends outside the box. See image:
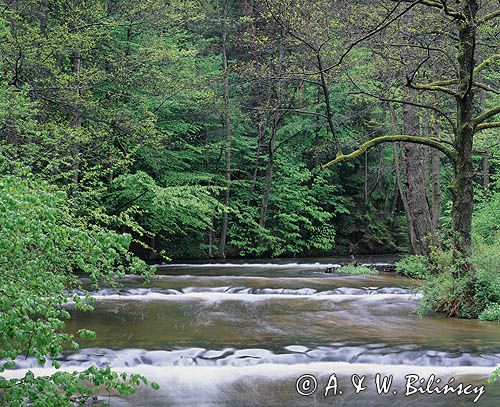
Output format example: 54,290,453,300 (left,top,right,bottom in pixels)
228,160,344,257
488,368,500,384
479,304,500,322
420,193,500,321
107,171,221,258
0,366,159,406
335,265,378,275
396,255,431,279
472,191,500,245
0,173,153,404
